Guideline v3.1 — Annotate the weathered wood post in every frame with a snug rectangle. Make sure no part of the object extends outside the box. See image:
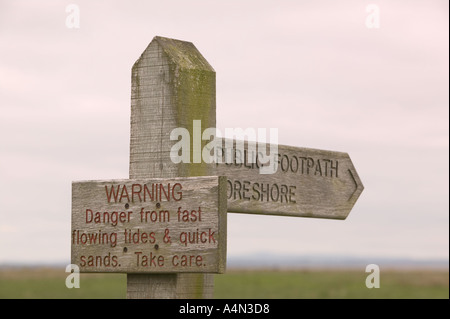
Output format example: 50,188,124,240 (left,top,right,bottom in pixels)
128,36,217,298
